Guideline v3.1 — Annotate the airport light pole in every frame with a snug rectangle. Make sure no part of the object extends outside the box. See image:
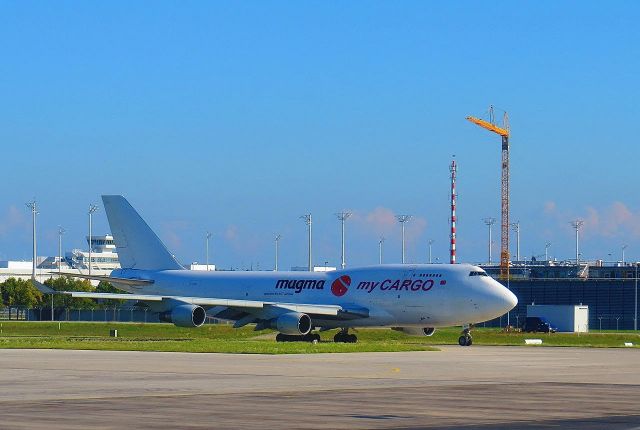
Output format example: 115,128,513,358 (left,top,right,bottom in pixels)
378,237,385,265
483,217,496,263
58,226,66,275
26,200,50,319
622,244,628,265
205,232,212,271
26,200,38,279
635,263,638,331
300,214,312,271
88,204,98,276
396,215,412,264
274,234,281,271
511,221,520,262
545,242,551,261
335,211,352,270
428,239,434,264
570,220,584,266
